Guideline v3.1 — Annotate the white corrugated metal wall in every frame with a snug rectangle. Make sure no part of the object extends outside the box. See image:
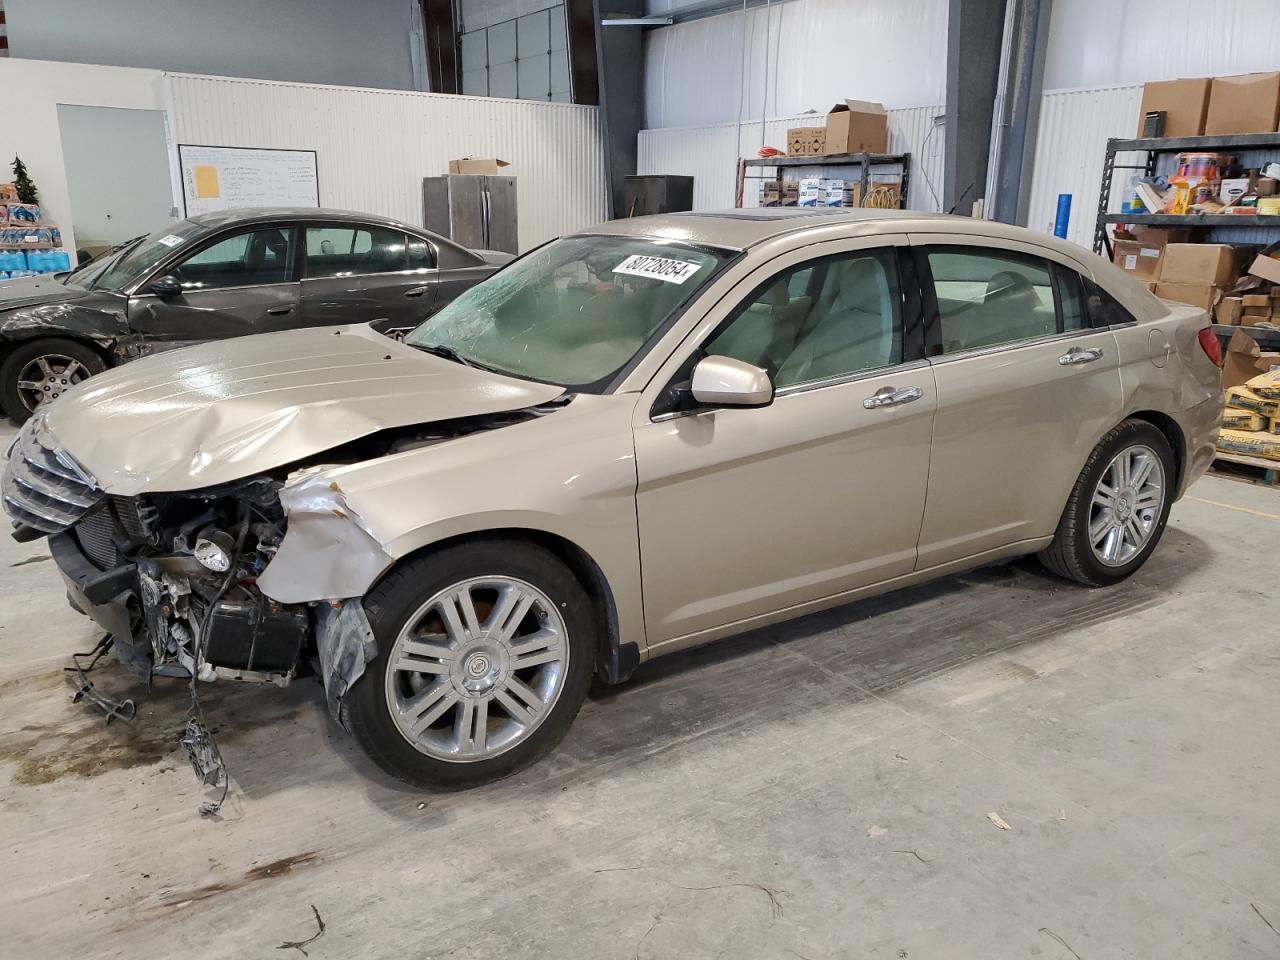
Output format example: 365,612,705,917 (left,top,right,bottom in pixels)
164,73,607,251
1024,84,1143,250
637,105,945,213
